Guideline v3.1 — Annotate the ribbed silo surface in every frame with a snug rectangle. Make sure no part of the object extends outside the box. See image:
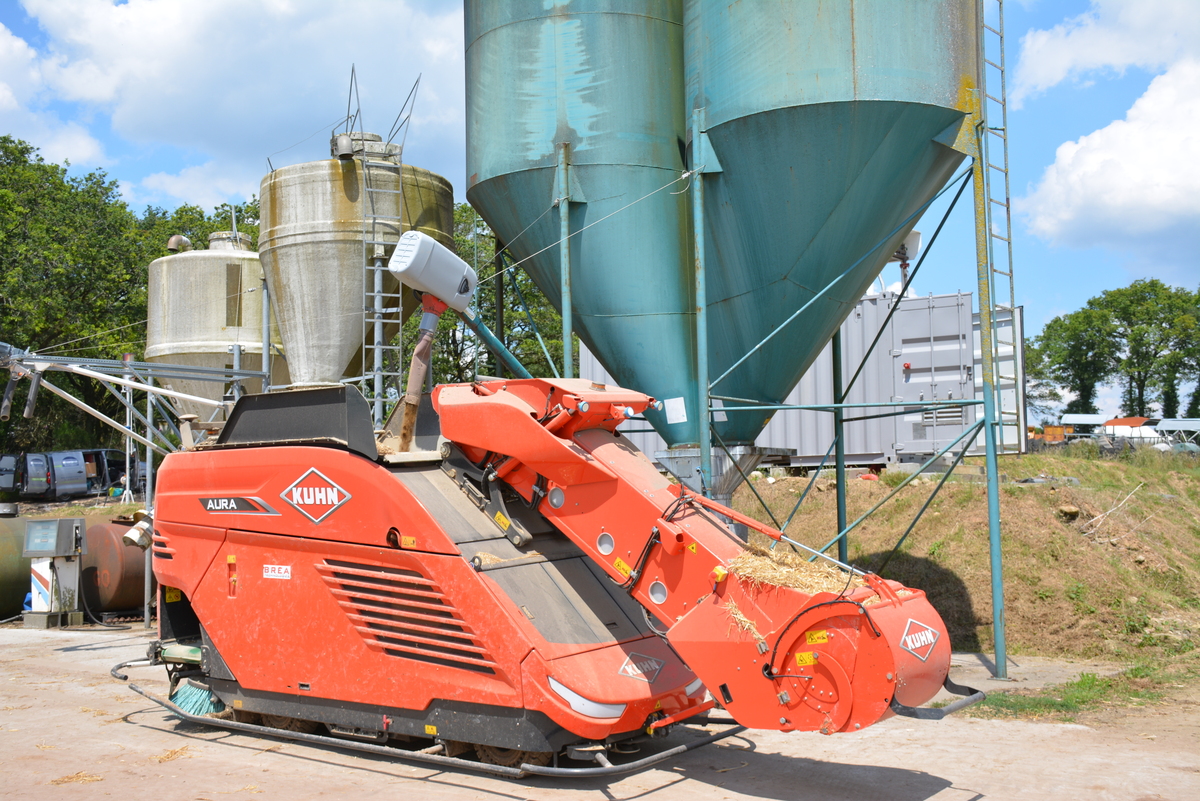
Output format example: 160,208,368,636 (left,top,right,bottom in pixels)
145,232,288,417
259,134,459,387
465,0,700,447
686,0,977,443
